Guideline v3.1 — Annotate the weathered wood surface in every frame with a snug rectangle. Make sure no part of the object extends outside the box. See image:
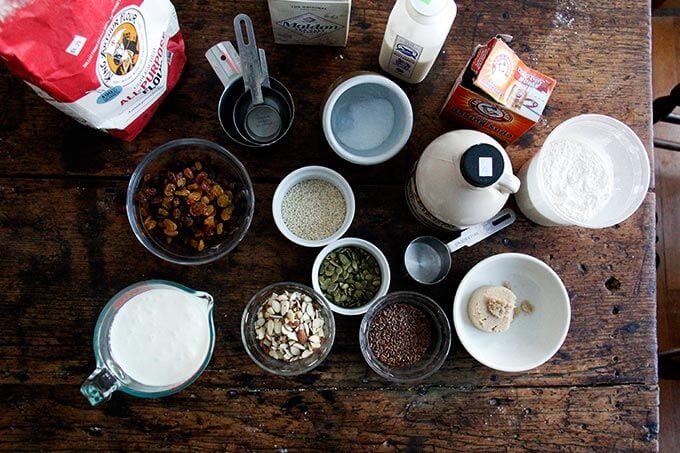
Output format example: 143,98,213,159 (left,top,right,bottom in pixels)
0,0,657,450
0,385,659,451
